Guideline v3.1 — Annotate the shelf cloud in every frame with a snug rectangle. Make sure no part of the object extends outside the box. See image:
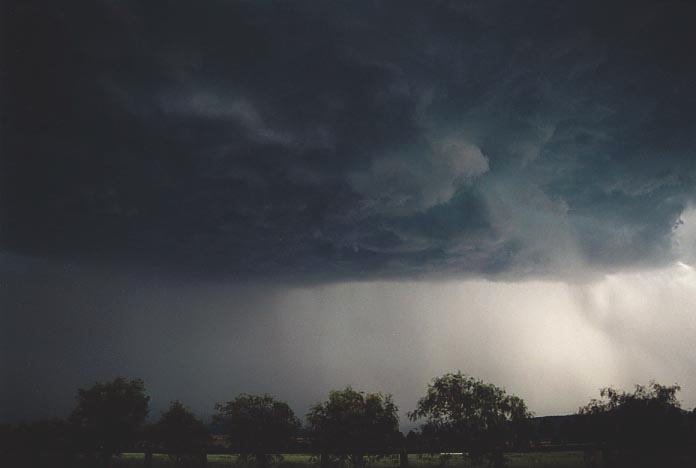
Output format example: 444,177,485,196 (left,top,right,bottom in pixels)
3,0,696,282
